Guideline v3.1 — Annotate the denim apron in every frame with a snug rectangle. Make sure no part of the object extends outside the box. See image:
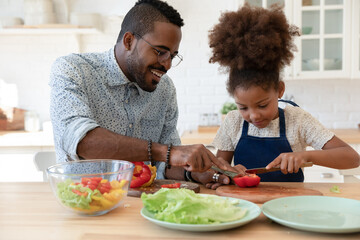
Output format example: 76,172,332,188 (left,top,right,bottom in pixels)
233,100,304,182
